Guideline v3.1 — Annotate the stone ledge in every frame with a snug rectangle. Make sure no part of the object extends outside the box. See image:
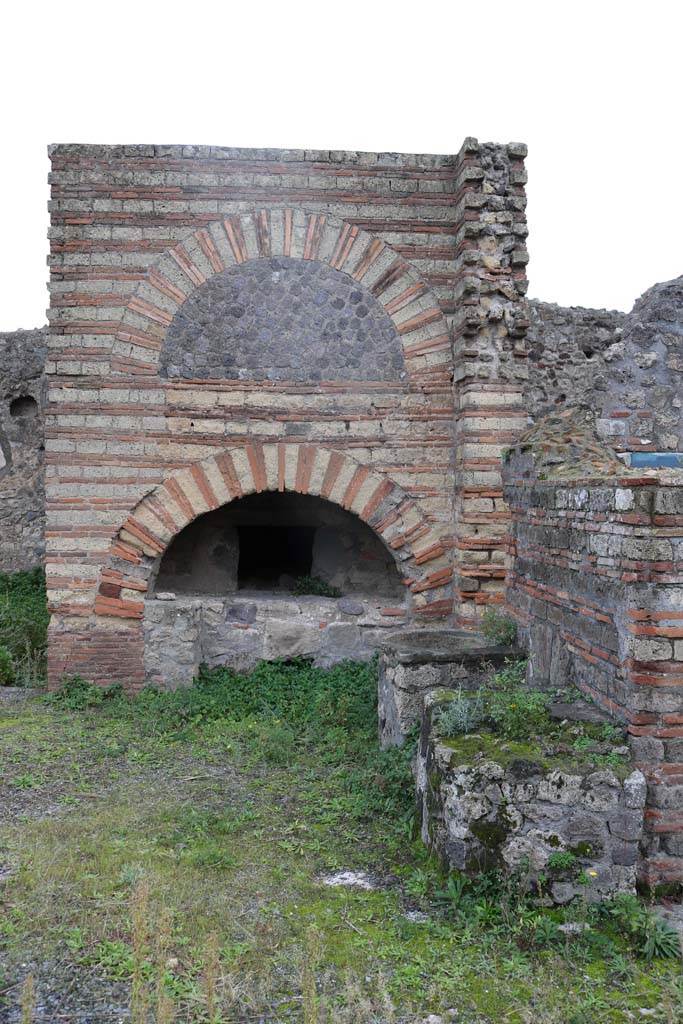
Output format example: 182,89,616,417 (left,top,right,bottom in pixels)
377,629,520,666
47,143,464,168
377,629,521,748
143,592,408,686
